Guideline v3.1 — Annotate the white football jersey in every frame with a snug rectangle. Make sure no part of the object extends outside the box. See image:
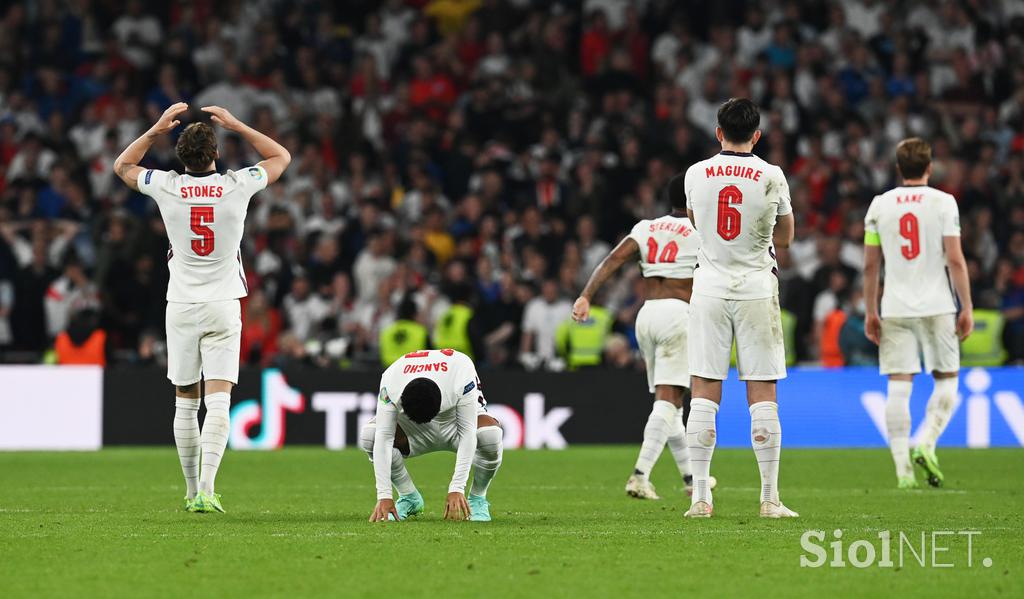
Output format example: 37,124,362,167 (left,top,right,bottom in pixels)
685,151,792,300
378,349,483,416
627,214,700,279
864,185,960,318
138,166,267,303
